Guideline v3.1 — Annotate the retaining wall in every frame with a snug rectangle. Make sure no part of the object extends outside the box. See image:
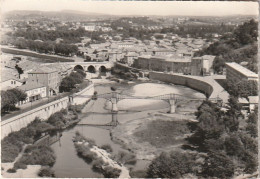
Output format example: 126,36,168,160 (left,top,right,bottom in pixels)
149,72,213,98
1,83,95,139
1,47,74,62
1,97,69,139
72,83,94,105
